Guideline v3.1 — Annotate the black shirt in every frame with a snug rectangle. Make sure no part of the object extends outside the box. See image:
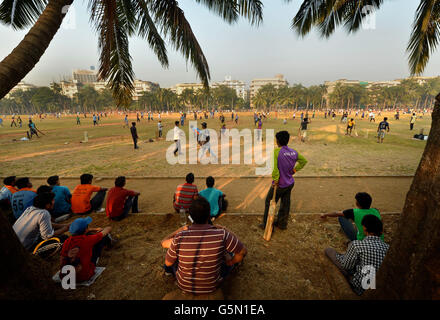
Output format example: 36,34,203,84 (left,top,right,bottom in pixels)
130,126,138,139
378,121,389,131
